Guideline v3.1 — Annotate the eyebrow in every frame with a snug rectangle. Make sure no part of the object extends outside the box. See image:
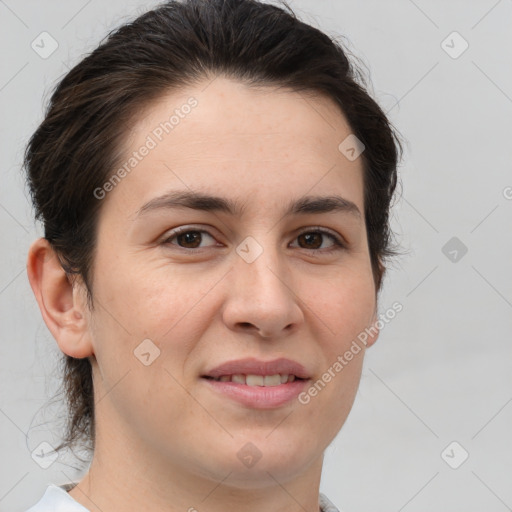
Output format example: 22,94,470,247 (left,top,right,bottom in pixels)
135,190,362,220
